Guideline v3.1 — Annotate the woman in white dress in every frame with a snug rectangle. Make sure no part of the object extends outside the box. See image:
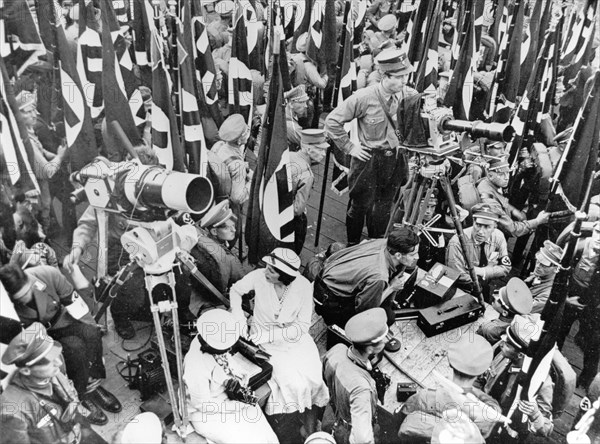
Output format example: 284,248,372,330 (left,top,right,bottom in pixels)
183,309,279,444
230,248,330,437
